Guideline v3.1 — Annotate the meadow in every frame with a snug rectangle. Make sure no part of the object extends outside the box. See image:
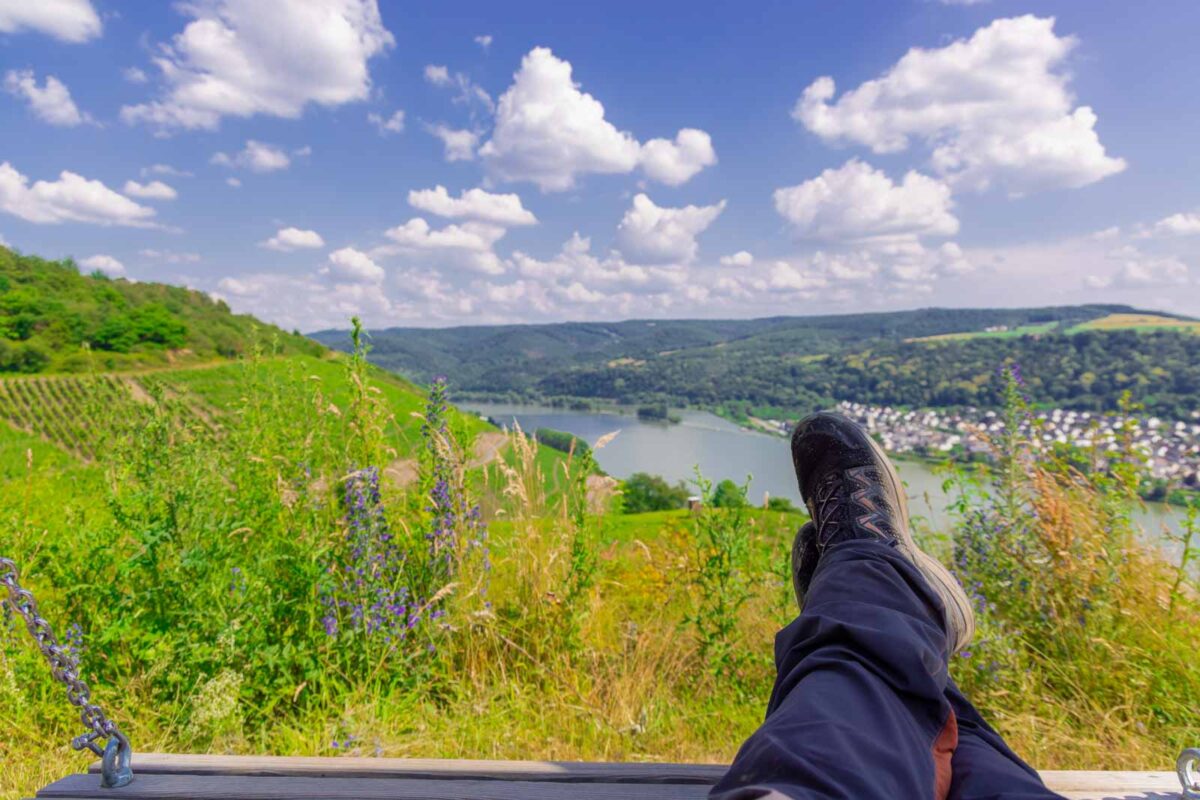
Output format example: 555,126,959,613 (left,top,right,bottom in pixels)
1,329,1197,800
